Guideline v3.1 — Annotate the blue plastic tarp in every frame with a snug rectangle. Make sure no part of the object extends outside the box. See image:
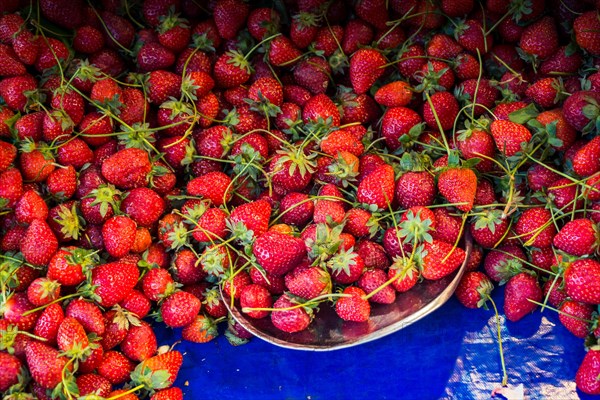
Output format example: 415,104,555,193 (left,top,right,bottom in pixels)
155,287,596,399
